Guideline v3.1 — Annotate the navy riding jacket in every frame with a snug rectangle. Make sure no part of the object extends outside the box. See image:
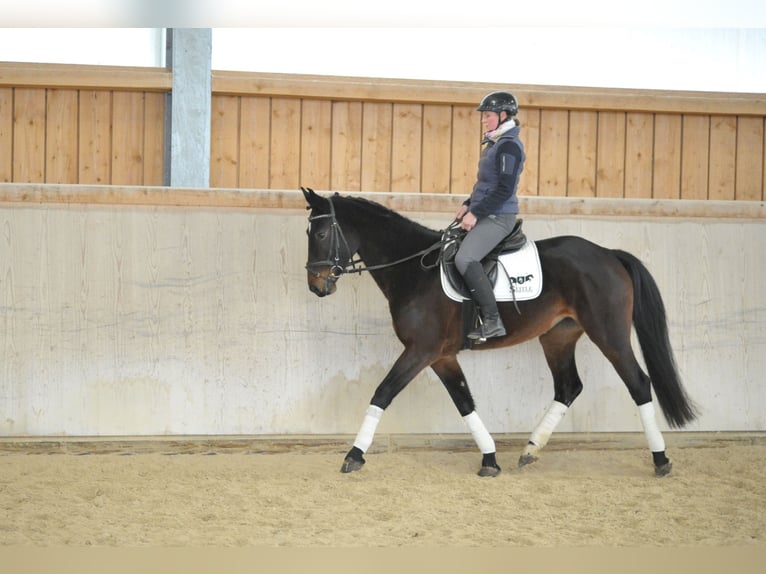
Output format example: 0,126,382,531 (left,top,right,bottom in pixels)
464,121,525,219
